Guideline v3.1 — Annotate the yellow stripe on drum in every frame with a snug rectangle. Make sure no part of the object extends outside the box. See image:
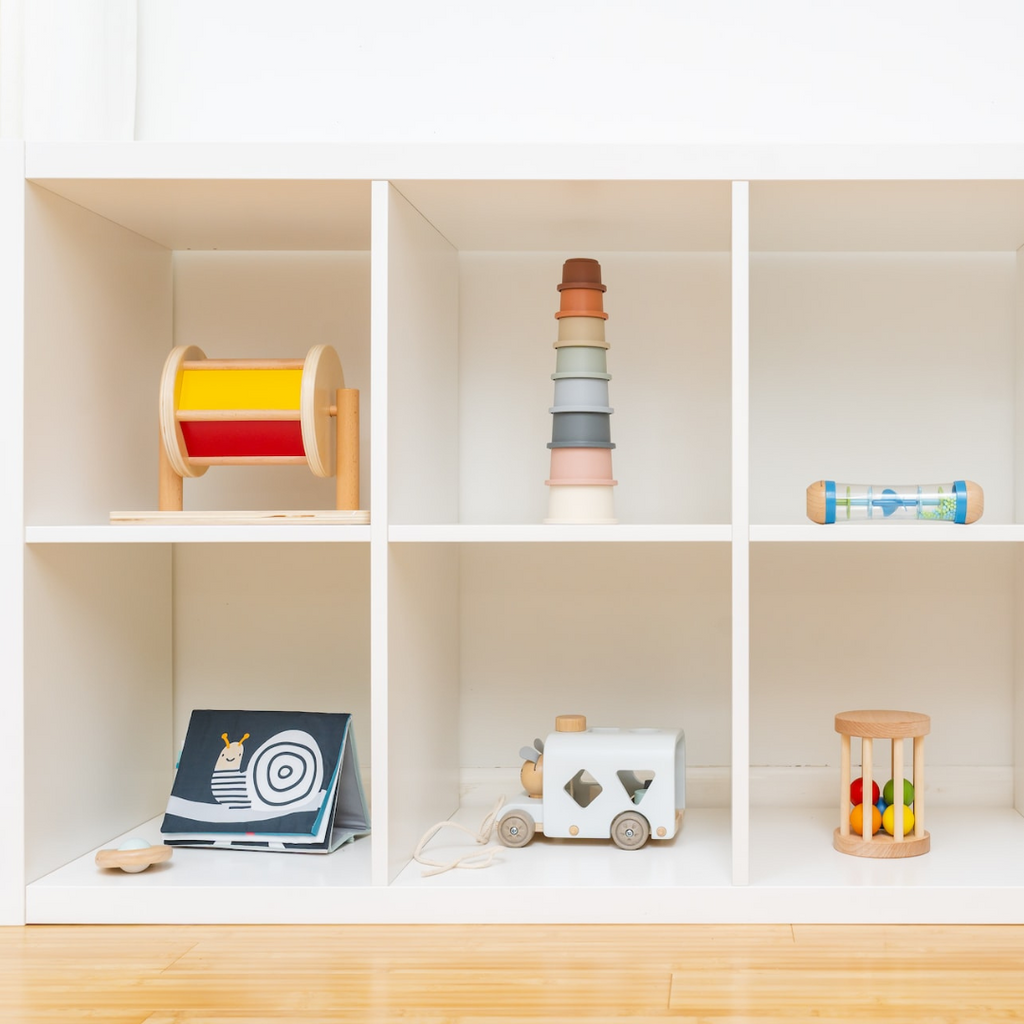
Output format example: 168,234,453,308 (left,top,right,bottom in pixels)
178,368,303,411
